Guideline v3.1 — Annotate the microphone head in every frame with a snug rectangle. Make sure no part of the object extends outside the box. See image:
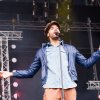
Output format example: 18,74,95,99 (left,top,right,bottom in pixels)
55,32,63,37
